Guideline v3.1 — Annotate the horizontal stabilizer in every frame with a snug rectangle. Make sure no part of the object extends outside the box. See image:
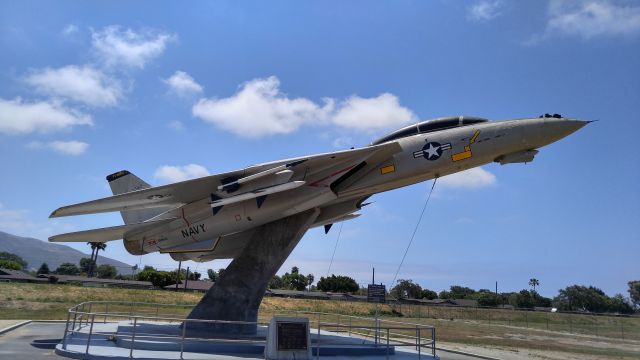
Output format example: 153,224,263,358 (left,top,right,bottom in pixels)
48,218,176,243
